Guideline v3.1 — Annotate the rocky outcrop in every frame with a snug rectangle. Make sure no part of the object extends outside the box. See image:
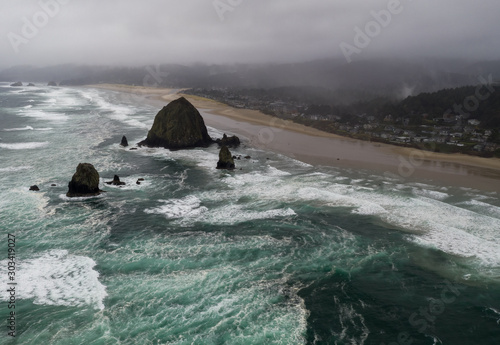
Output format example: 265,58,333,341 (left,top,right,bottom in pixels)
66,163,102,197
10,82,22,87
138,97,212,149
29,185,40,191
106,175,126,186
27,83,35,87
216,146,235,170
47,81,57,86
120,136,129,147
216,133,240,147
